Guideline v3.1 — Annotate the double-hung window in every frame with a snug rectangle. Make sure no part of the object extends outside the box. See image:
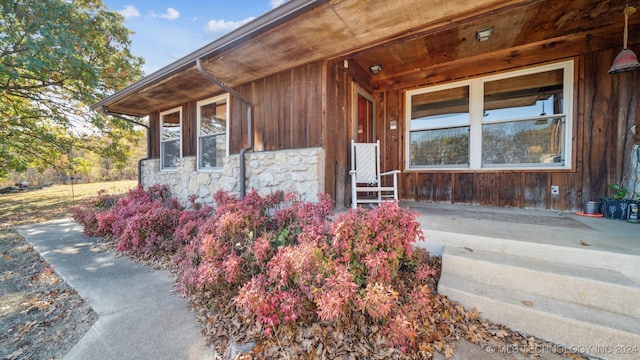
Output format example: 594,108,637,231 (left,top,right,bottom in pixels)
160,107,182,170
197,94,228,170
406,60,573,170
408,85,471,167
